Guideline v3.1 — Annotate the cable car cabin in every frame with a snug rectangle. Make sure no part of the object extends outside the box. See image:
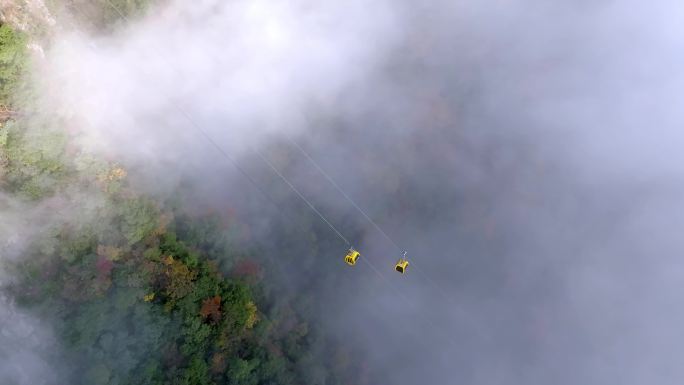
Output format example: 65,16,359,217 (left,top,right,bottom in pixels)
345,249,360,266
395,256,409,274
